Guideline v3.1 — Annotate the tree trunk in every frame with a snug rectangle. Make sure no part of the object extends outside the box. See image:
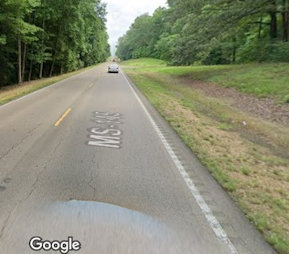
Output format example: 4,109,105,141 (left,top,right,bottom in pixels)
21,43,27,81
269,0,278,39
269,12,278,39
39,62,44,79
39,18,45,79
18,35,22,84
49,57,55,77
28,59,33,81
49,20,61,77
49,35,60,77
282,0,289,41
